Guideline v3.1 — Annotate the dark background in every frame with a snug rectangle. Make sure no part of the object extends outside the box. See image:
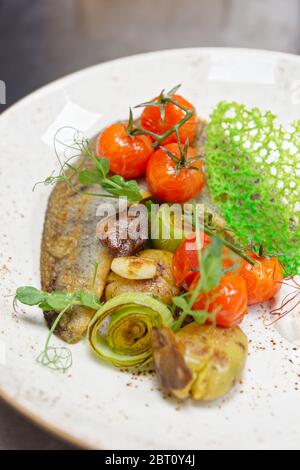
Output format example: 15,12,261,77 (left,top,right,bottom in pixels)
1,0,300,112
0,0,299,449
